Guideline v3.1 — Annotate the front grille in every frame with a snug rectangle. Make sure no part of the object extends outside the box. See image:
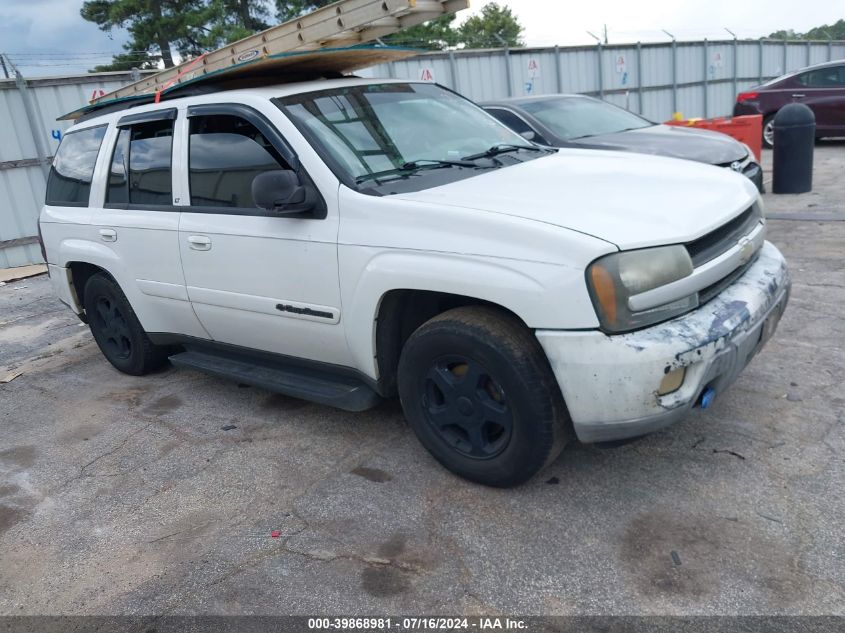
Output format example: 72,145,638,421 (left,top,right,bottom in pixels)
686,204,762,267
698,252,759,305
